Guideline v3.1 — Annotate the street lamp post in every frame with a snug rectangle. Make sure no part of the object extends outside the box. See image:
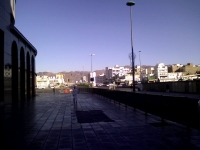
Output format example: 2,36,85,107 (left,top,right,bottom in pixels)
90,54,95,85
139,51,141,81
126,1,135,92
